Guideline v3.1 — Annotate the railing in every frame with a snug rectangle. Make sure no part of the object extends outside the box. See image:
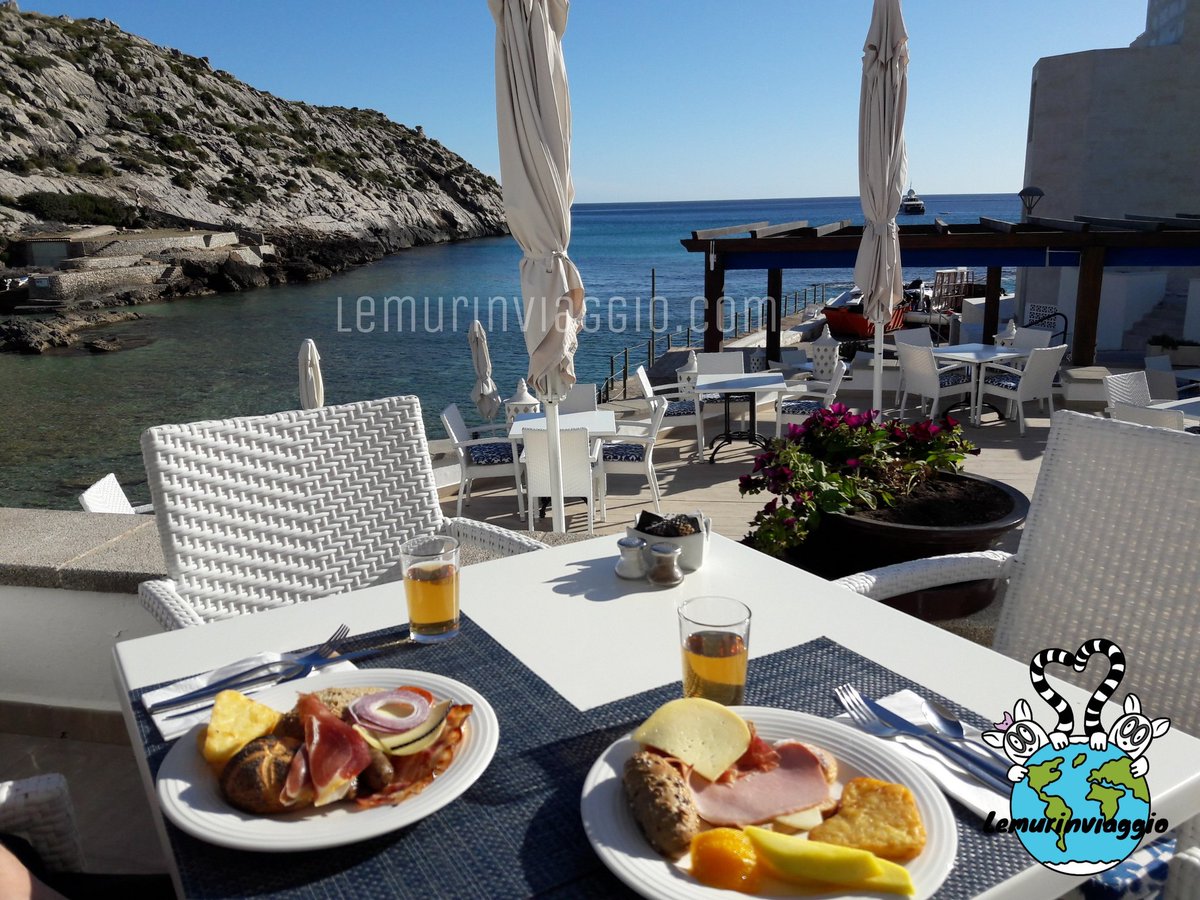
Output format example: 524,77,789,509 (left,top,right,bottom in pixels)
1025,310,1070,348
596,284,833,403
